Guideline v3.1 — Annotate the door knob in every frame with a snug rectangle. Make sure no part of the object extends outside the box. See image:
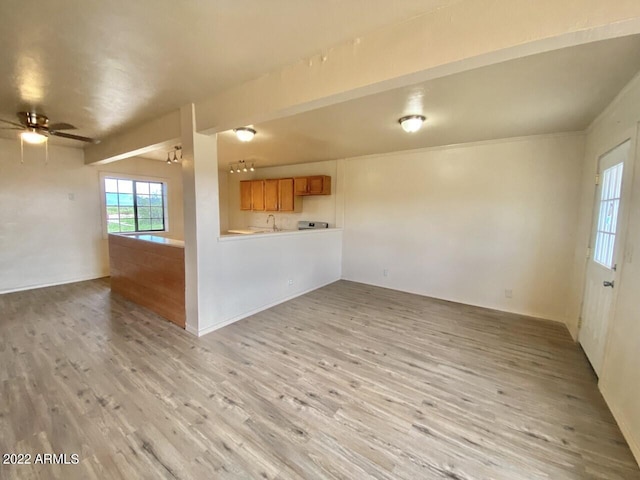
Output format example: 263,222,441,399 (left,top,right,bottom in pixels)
603,280,615,288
